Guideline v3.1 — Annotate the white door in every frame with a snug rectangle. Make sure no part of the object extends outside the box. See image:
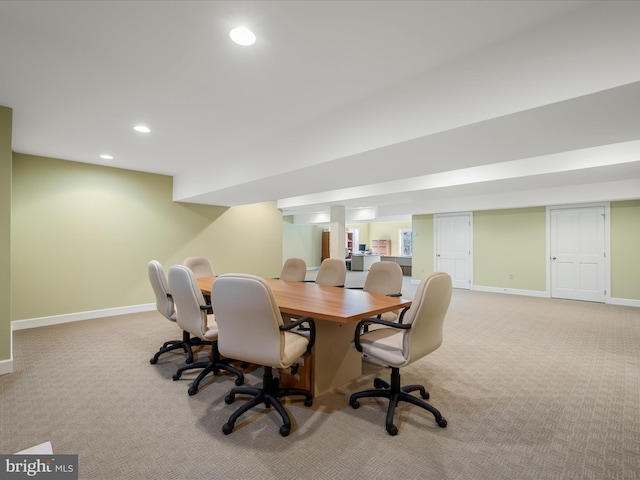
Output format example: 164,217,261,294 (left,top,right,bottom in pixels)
550,206,606,302
435,213,472,289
